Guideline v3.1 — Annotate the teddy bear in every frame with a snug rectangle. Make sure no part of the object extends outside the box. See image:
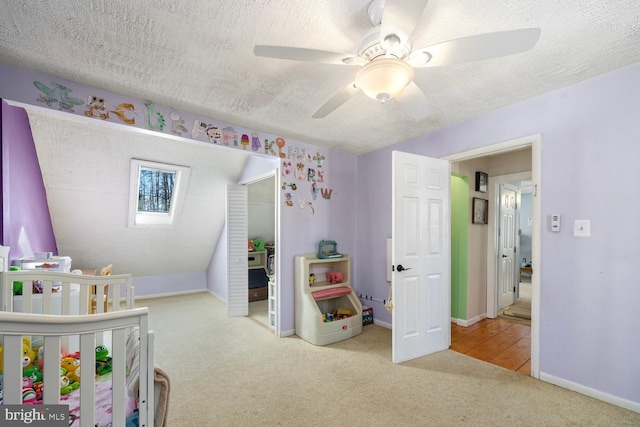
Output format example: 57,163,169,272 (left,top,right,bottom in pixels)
21,377,37,403
23,366,43,384
0,338,35,374
22,339,36,371
61,356,80,383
